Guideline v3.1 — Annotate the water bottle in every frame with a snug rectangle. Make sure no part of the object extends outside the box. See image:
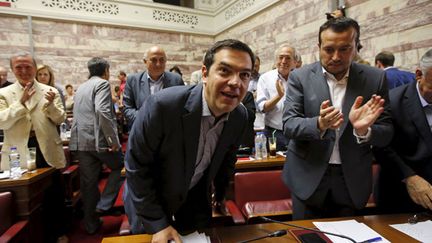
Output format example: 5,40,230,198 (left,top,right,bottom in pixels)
254,132,268,160
9,146,21,179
